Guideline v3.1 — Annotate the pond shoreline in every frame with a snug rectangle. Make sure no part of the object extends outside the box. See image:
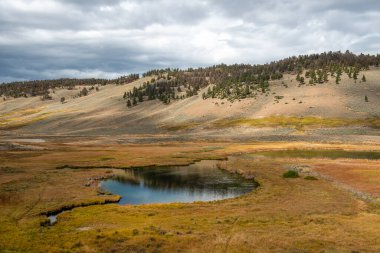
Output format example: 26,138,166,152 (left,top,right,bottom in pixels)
40,196,121,226
55,157,228,170
44,158,258,225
